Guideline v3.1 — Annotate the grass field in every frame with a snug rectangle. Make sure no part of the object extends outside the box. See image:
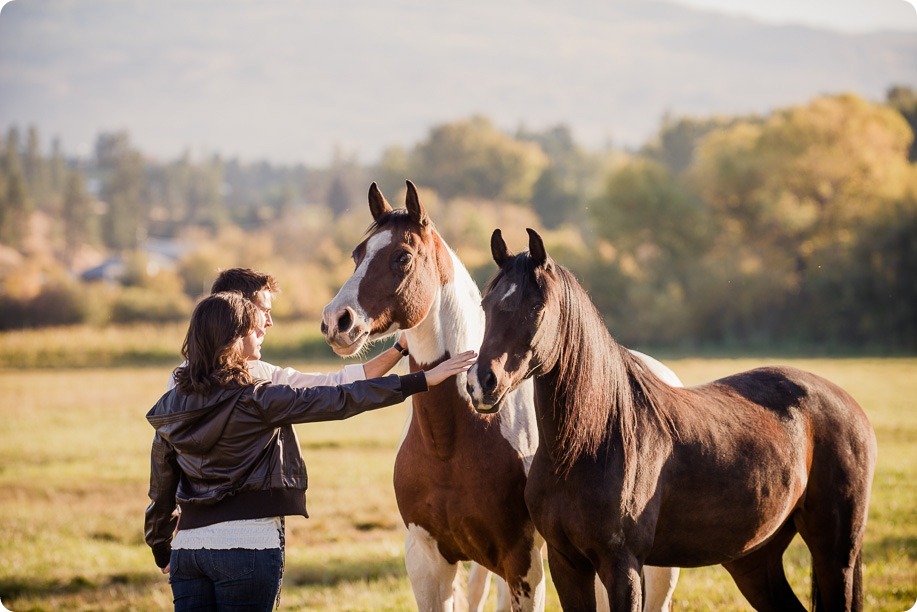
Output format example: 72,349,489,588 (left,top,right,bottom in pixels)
0,329,913,610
